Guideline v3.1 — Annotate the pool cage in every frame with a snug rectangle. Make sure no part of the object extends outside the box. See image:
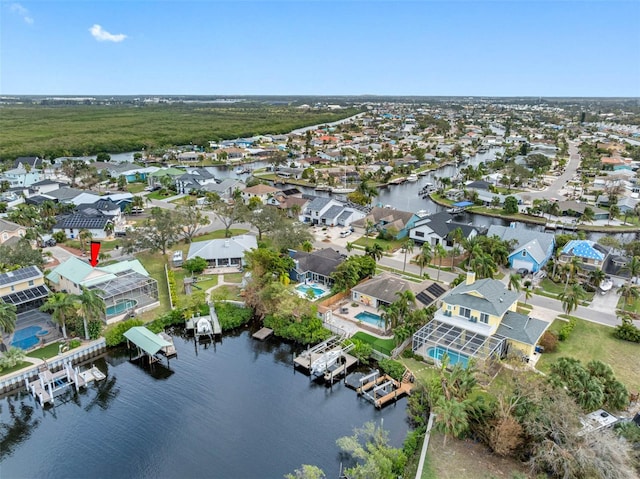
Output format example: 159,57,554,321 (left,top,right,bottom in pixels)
412,319,507,366
88,270,159,321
